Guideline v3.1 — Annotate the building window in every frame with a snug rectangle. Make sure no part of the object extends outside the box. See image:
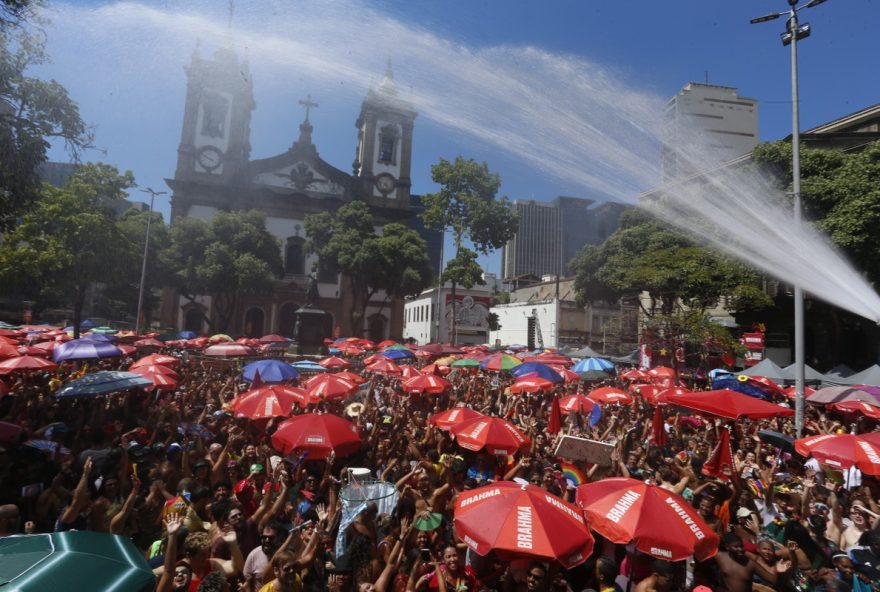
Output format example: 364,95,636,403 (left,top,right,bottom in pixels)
200,92,229,139
285,237,305,275
317,263,337,284
377,125,398,164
